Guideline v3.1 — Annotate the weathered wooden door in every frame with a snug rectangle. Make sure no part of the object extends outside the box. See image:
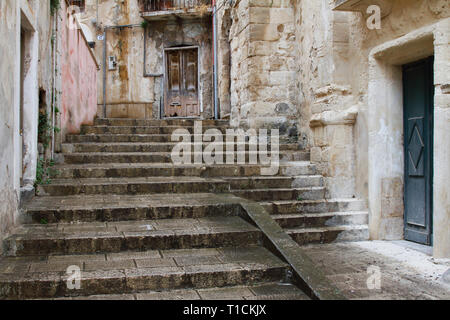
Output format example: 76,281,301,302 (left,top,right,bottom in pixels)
164,48,199,118
403,57,434,245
